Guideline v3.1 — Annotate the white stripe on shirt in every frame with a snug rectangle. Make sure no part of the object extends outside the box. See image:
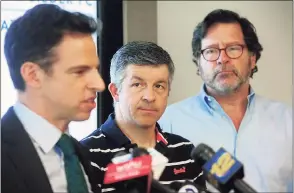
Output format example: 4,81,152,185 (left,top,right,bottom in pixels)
167,142,193,148
90,147,125,153
165,159,194,166
90,162,108,171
